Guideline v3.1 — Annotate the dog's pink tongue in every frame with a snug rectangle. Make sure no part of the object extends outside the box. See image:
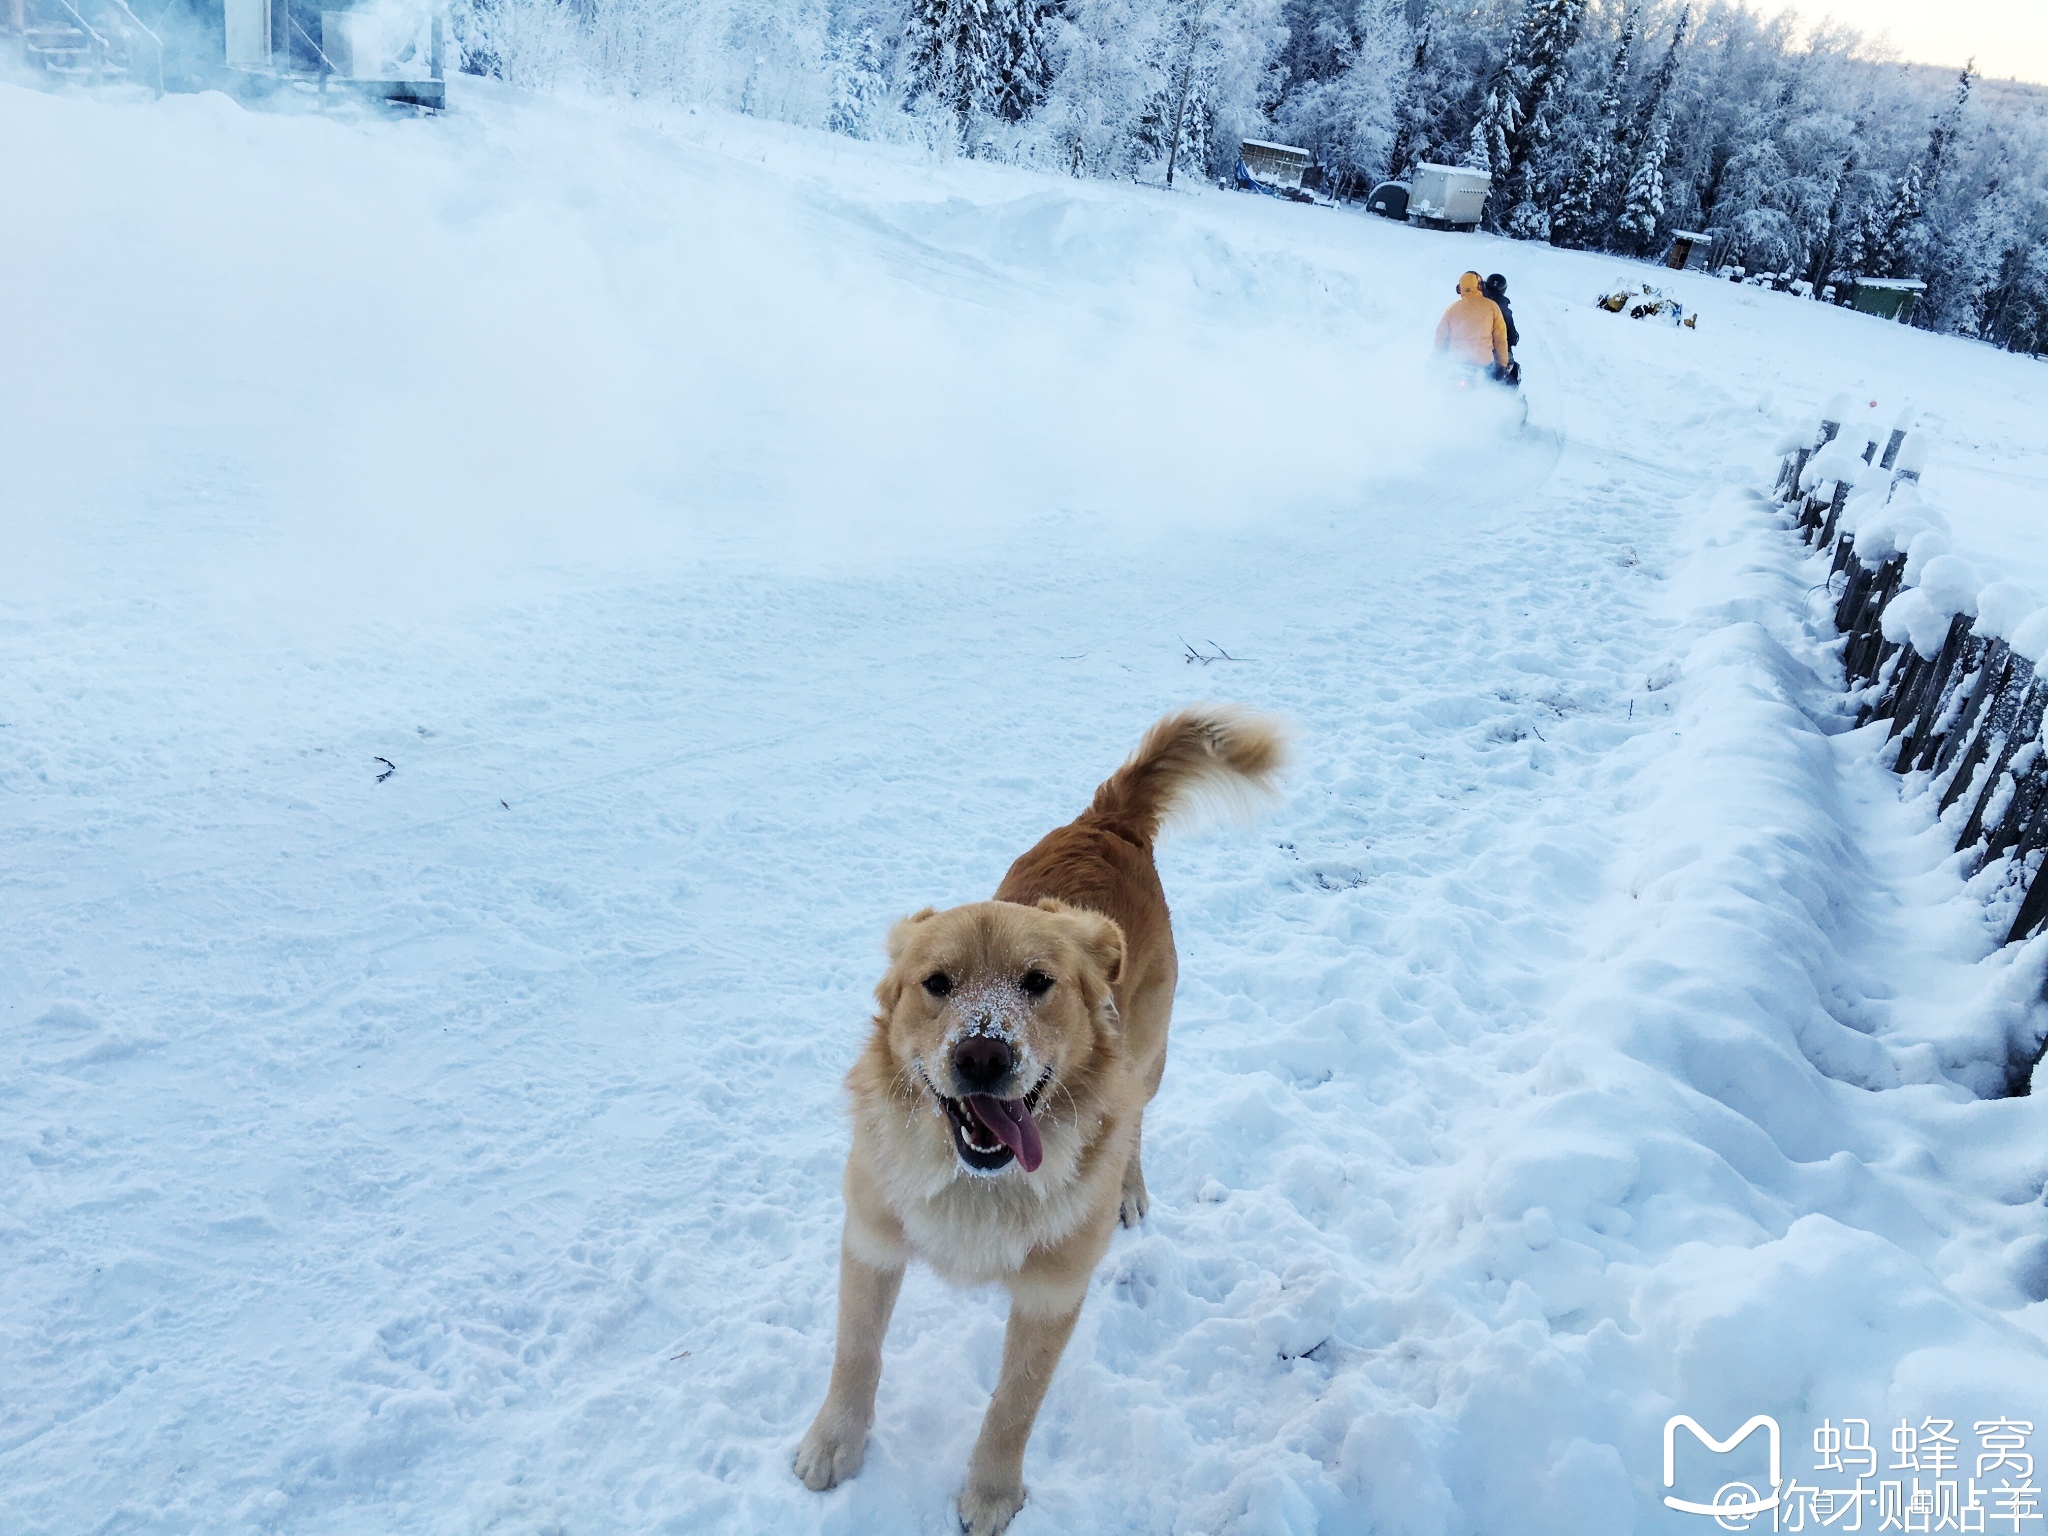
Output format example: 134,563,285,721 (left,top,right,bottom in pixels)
967,1094,1043,1172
